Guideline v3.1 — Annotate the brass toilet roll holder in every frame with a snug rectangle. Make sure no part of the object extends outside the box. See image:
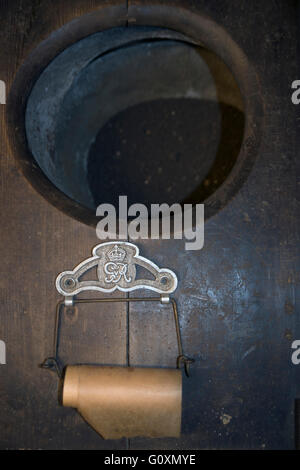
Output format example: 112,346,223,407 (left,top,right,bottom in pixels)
41,241,194,439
